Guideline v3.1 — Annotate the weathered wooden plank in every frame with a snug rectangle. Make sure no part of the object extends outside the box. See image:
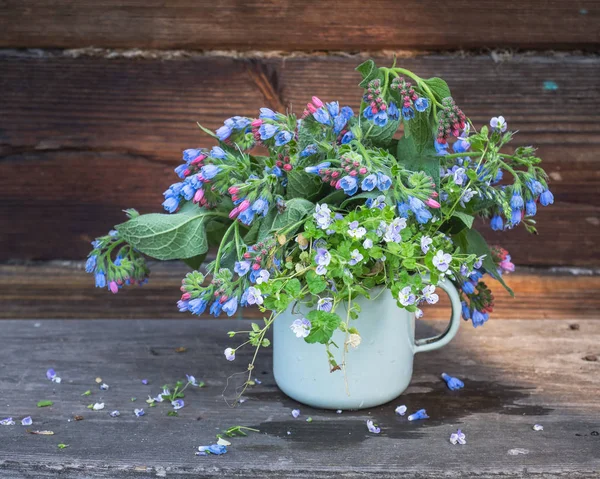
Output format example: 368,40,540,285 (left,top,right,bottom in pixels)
1,53,598,264
0,319,598,477
1,263,598,320
0,1,598,51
